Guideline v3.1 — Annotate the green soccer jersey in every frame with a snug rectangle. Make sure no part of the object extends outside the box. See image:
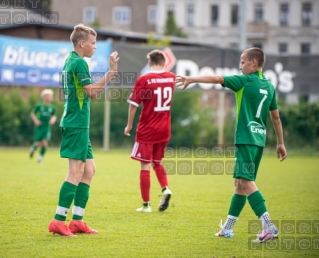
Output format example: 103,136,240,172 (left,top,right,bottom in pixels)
32,103,55,128
223,71,278,147
60,51,92,129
